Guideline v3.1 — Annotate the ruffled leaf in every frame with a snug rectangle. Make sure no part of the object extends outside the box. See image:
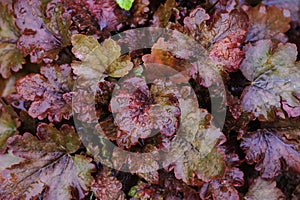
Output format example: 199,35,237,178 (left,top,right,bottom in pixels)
16,64,73,122
183,8,248,72
127,0,150,27
71,34,133,88
200,145,244,200
110,74,180,149
64,0,127,38
241,129,300,179
13,0,71,63
91,167,125,200
0,123,95,200
240,40,300,120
